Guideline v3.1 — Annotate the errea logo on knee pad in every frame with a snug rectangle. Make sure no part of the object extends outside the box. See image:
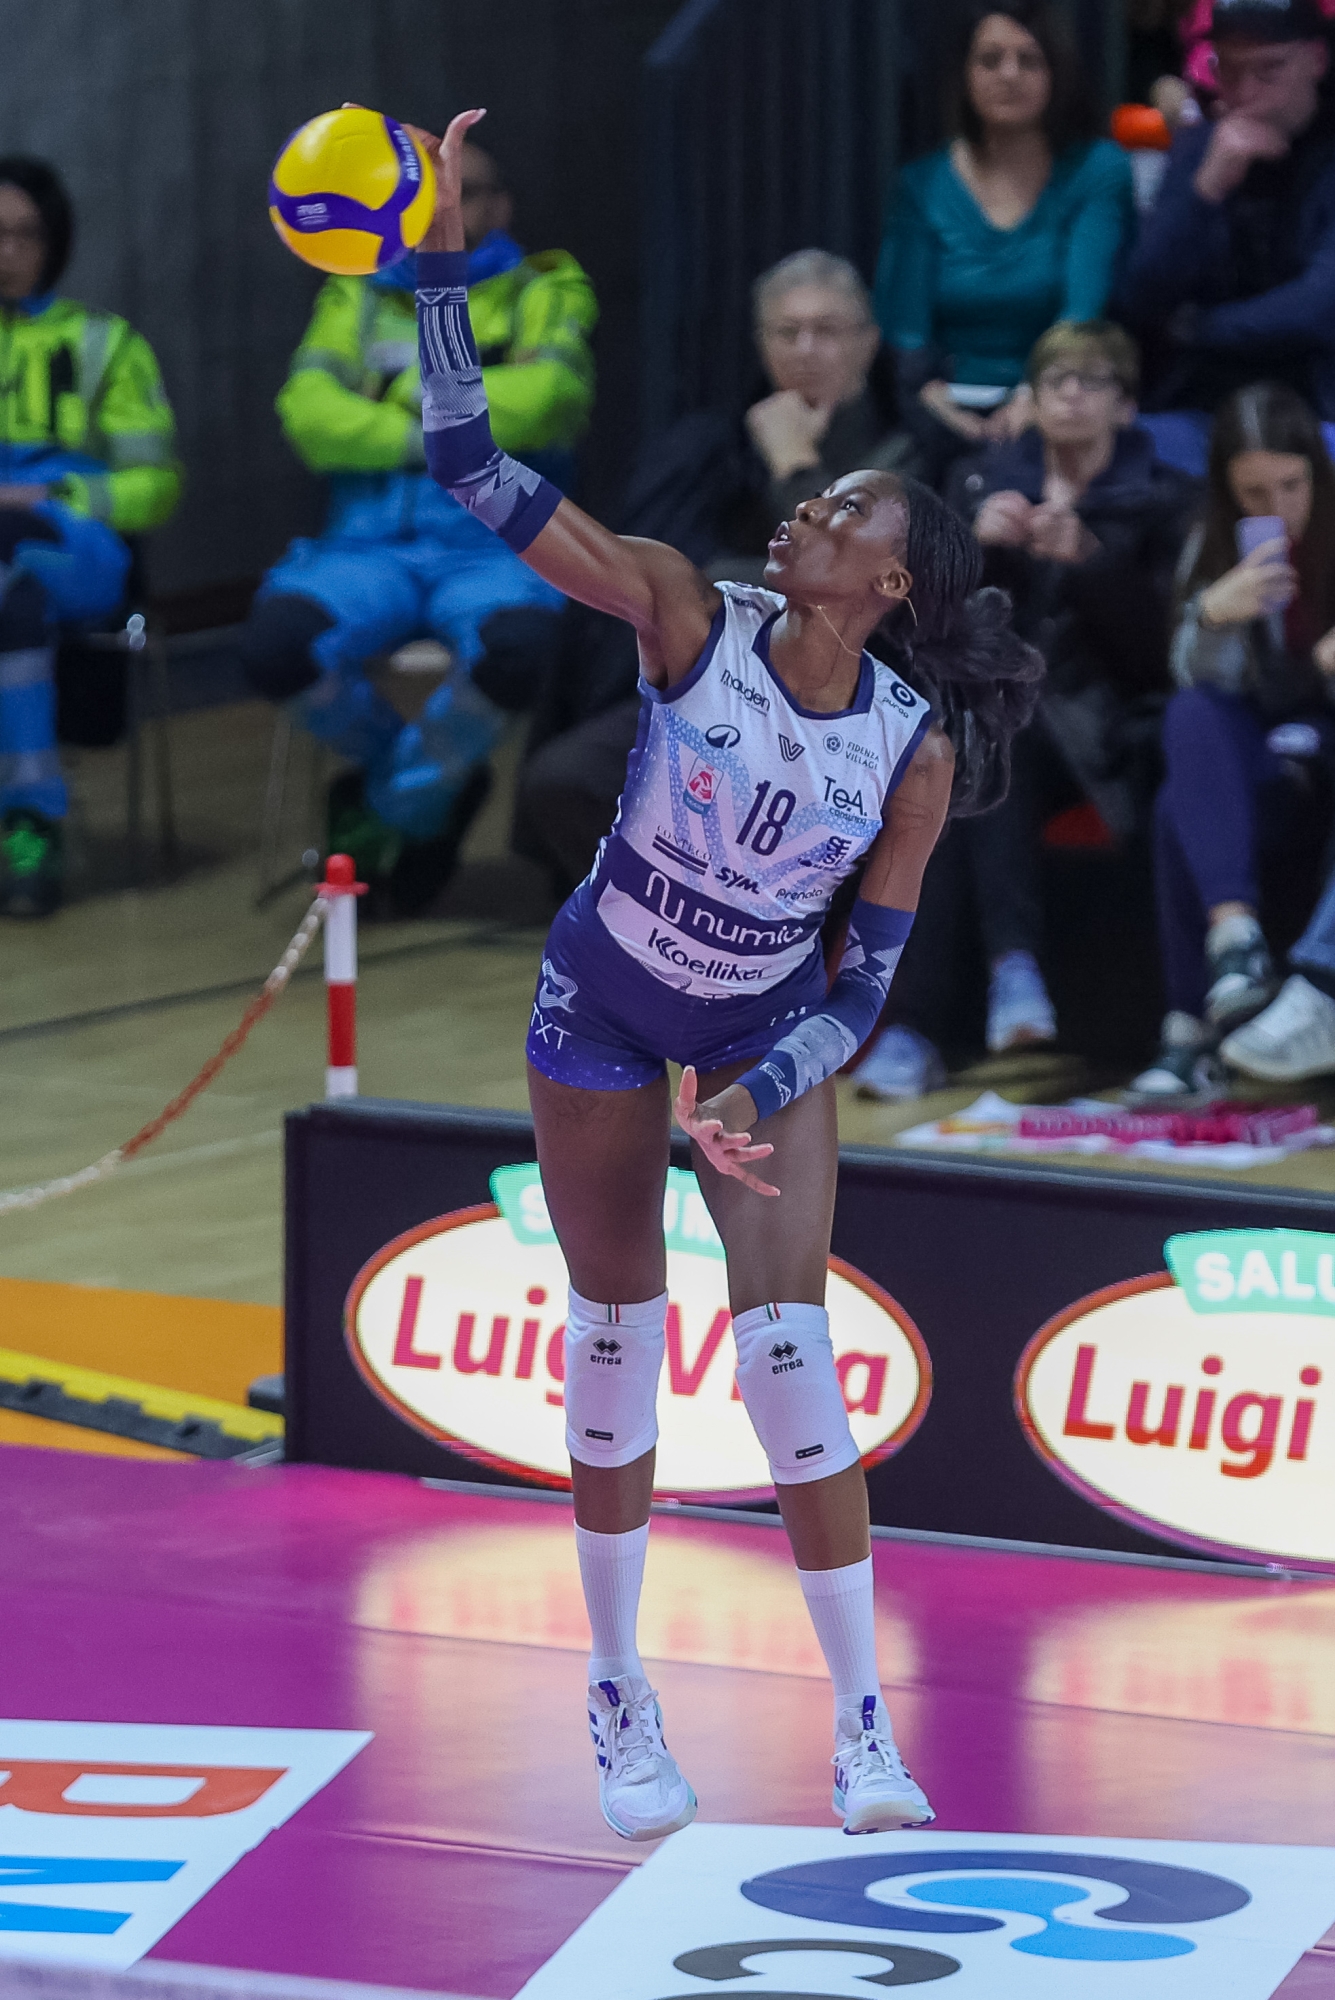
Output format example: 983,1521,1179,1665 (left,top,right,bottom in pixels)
347,1162,932,1502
